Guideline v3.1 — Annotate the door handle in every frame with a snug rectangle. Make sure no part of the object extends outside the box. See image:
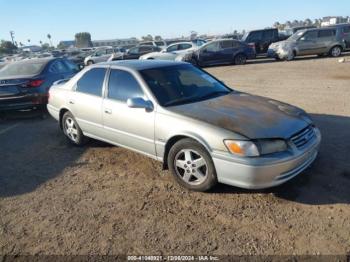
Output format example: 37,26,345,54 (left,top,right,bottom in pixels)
69,100,75,104
104,108,112,114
